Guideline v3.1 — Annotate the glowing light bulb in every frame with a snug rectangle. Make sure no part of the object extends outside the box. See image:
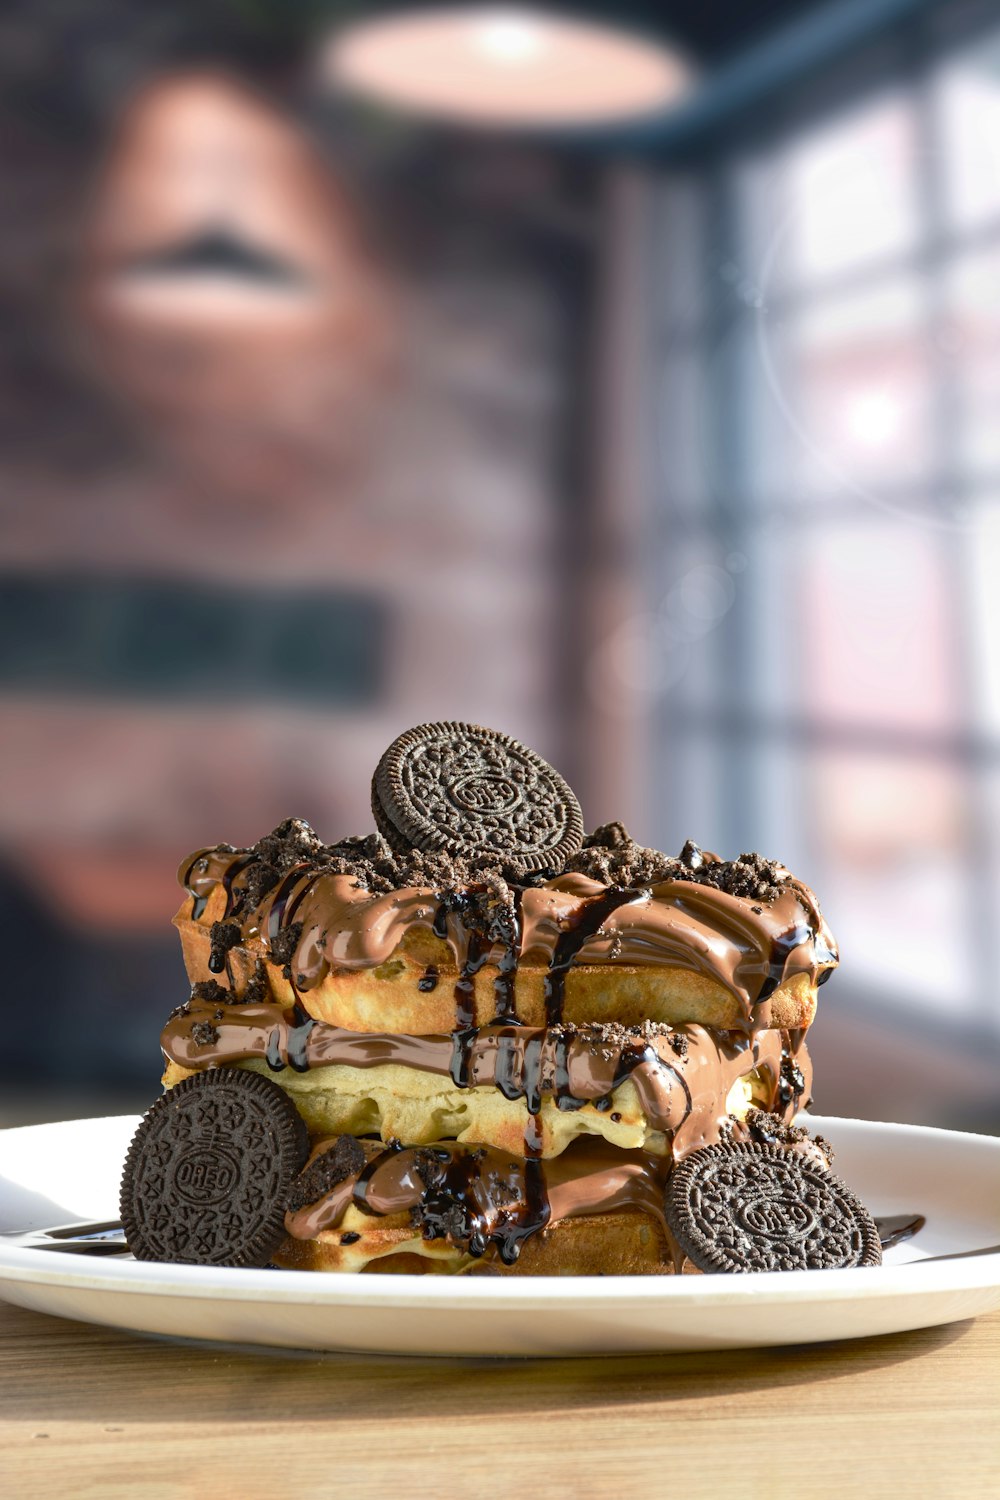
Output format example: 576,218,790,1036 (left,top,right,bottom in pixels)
467,10,548,65
325,6,692,128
